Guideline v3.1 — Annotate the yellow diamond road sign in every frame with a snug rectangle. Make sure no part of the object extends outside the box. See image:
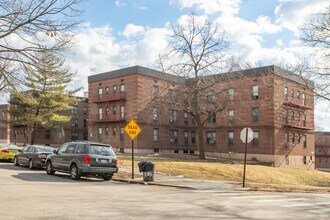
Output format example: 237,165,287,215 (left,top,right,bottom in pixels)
124,120,141,140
